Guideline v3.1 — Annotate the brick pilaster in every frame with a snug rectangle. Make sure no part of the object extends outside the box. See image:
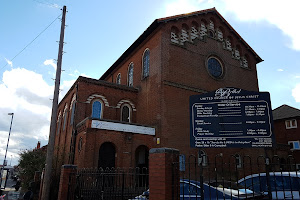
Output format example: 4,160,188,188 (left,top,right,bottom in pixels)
149,148,179,200
57,165,77,200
